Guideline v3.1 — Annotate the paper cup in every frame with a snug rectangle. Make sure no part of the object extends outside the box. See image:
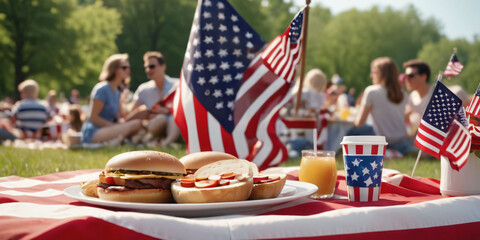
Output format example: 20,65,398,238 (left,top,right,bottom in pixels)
341,136,388,202
440,152,480,196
